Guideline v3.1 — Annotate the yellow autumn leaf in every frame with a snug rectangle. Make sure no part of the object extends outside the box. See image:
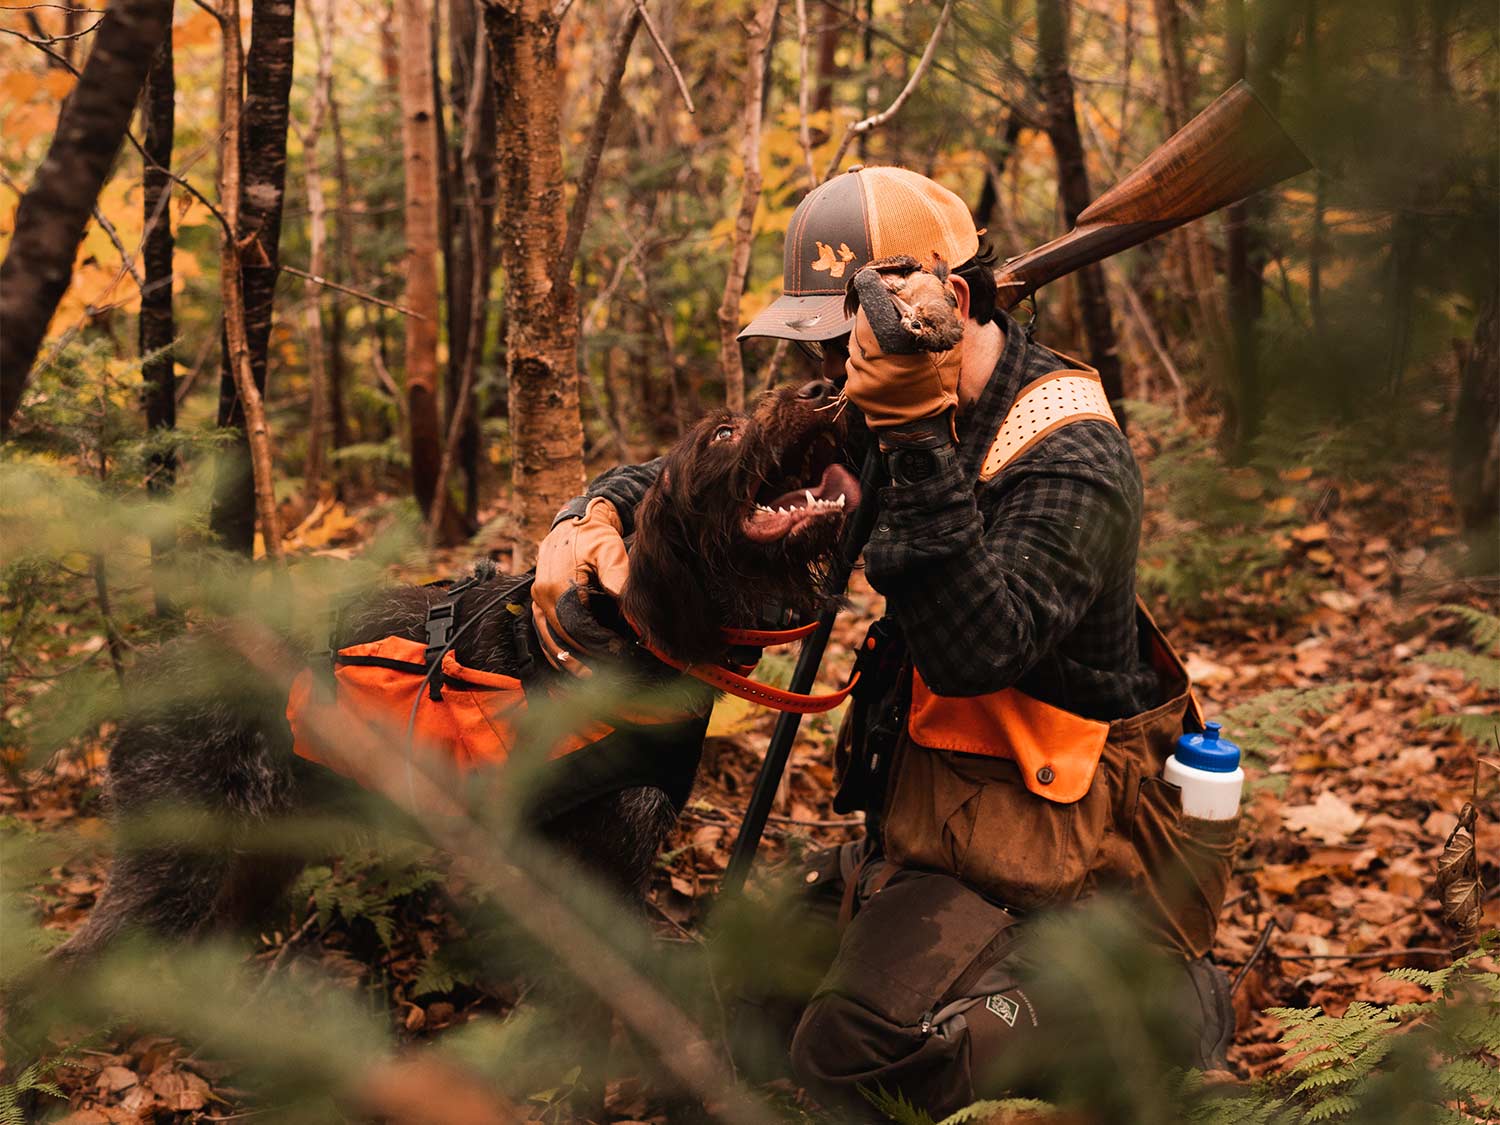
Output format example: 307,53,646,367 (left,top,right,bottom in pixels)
0,70,42,105
173,8,219,50
707,693,759,738
42,70,76,100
